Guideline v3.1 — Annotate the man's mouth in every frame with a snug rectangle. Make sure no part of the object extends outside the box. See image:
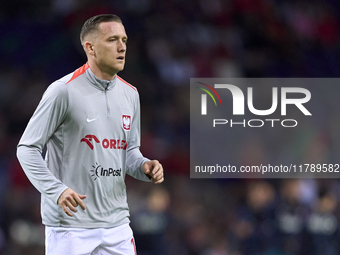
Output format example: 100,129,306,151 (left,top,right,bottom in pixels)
117,56,125,61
